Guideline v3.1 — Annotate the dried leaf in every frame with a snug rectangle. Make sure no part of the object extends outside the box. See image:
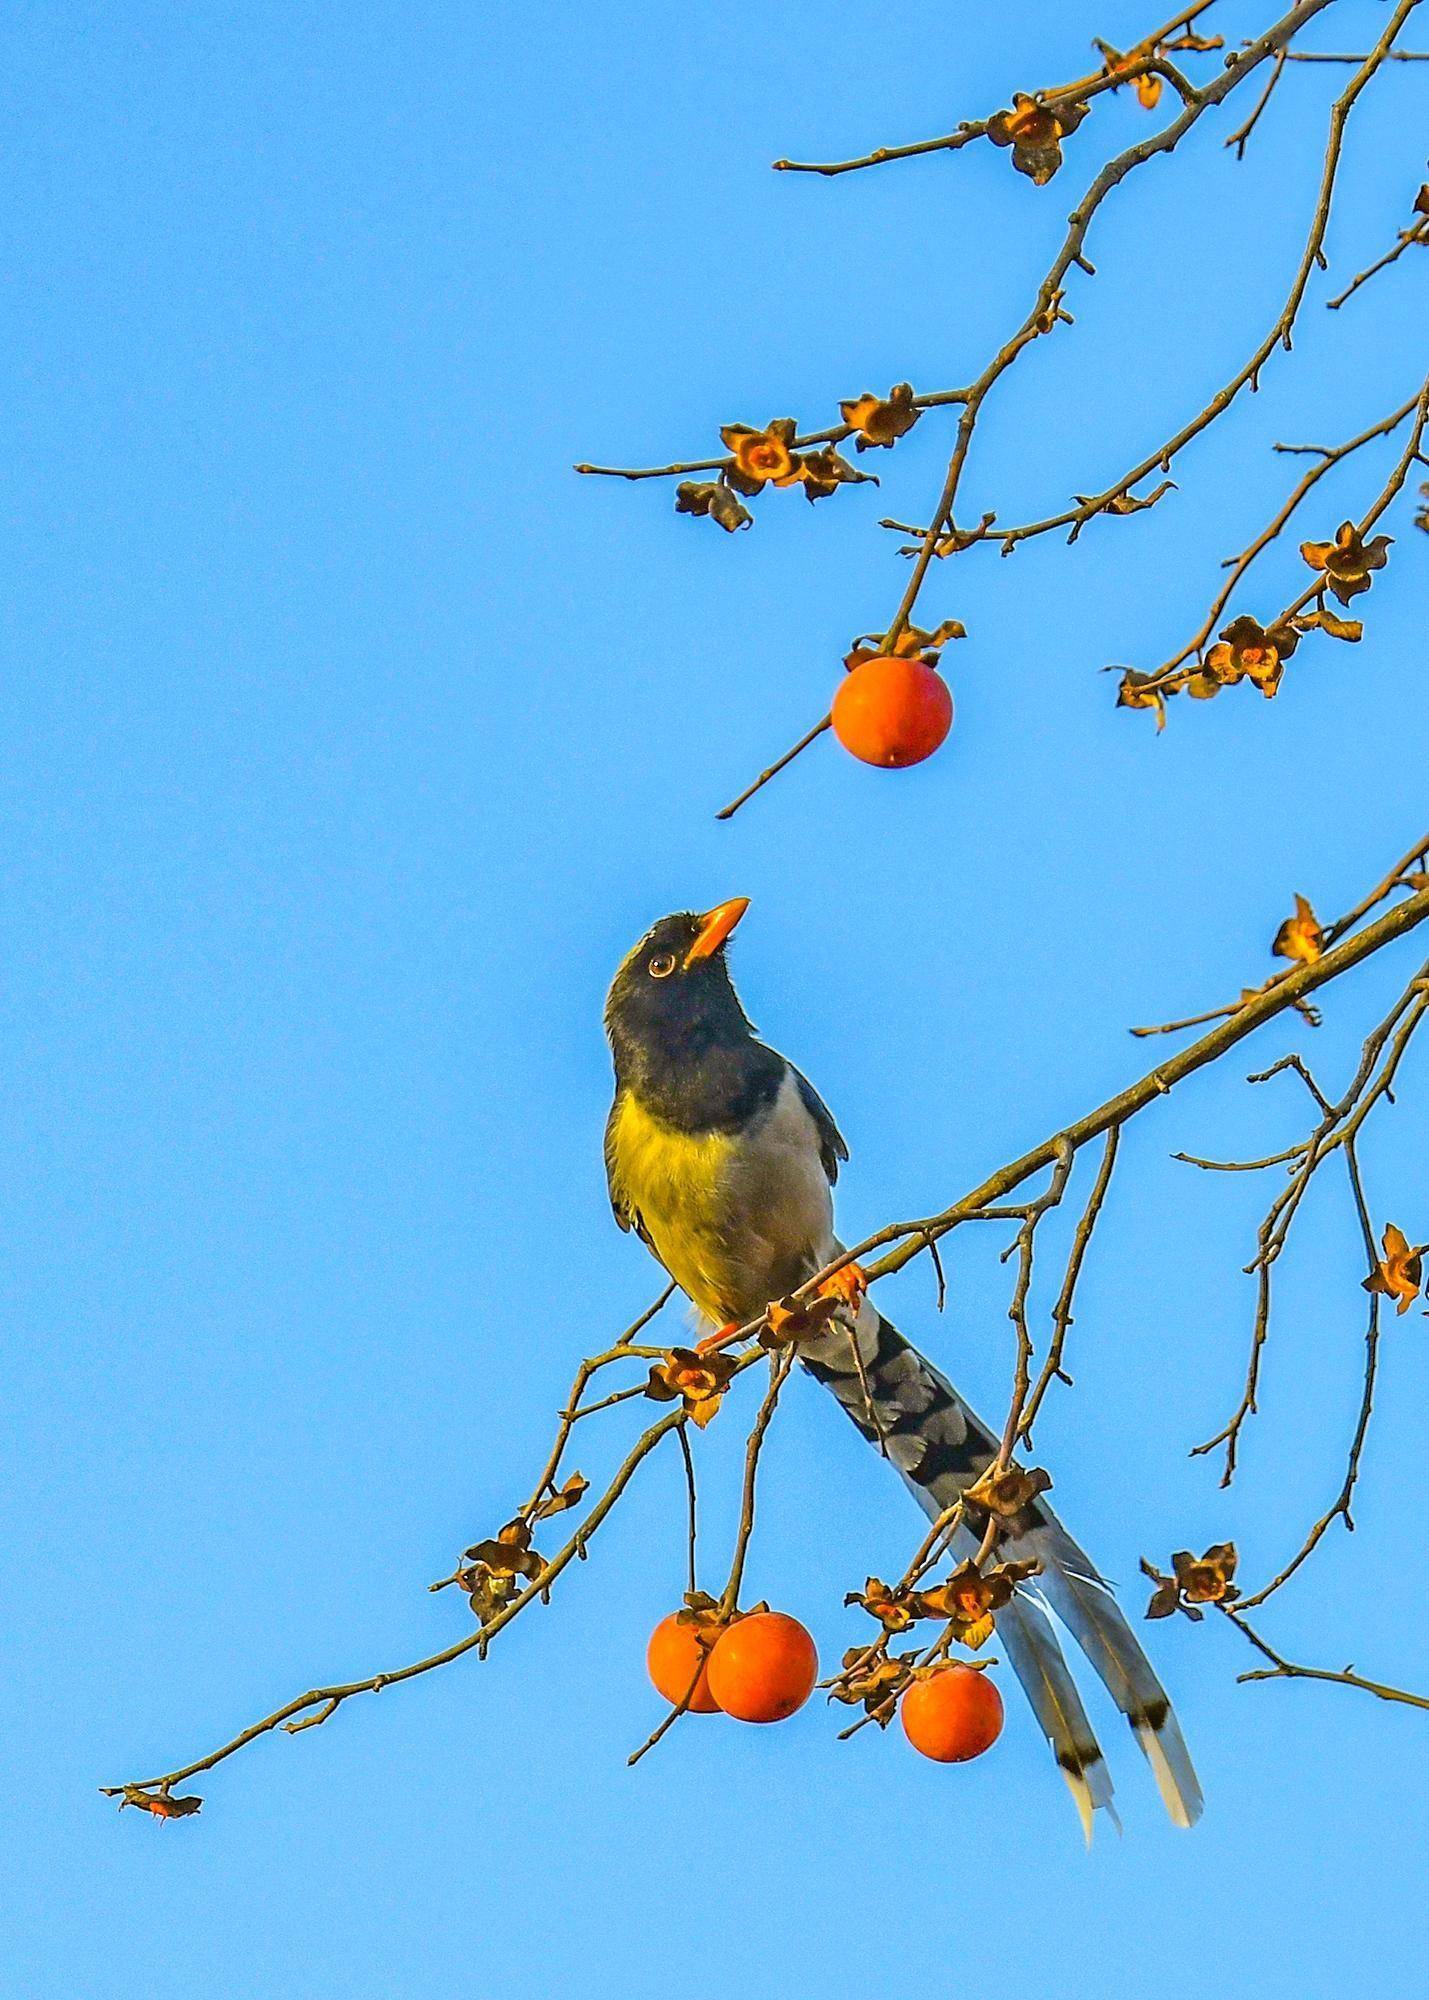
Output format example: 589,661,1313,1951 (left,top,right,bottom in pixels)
1299,520,1392,606
789,445,878,502
1363,1223,1427,1315
1074,479,1175,517
122,1789,203,1821
844,1576,921,1633
646,1347,736,1428
1297,606,1363,643
987,92,1090,185
674,480,752,533
535,1472,590,1520
1115,669,1167,730
467,1519,545,1579
1272,894,1322,967
761,1291,842,1349
718,418,800,490
964,1462,1052,1524
1172,1543,1239,1606
839,383,920,451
